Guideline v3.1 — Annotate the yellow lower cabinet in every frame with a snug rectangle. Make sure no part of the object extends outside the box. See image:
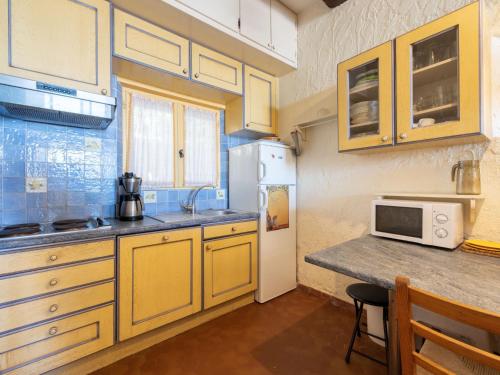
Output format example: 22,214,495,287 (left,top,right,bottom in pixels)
118,228,202,341
0,304,114,375
204,233,258,309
